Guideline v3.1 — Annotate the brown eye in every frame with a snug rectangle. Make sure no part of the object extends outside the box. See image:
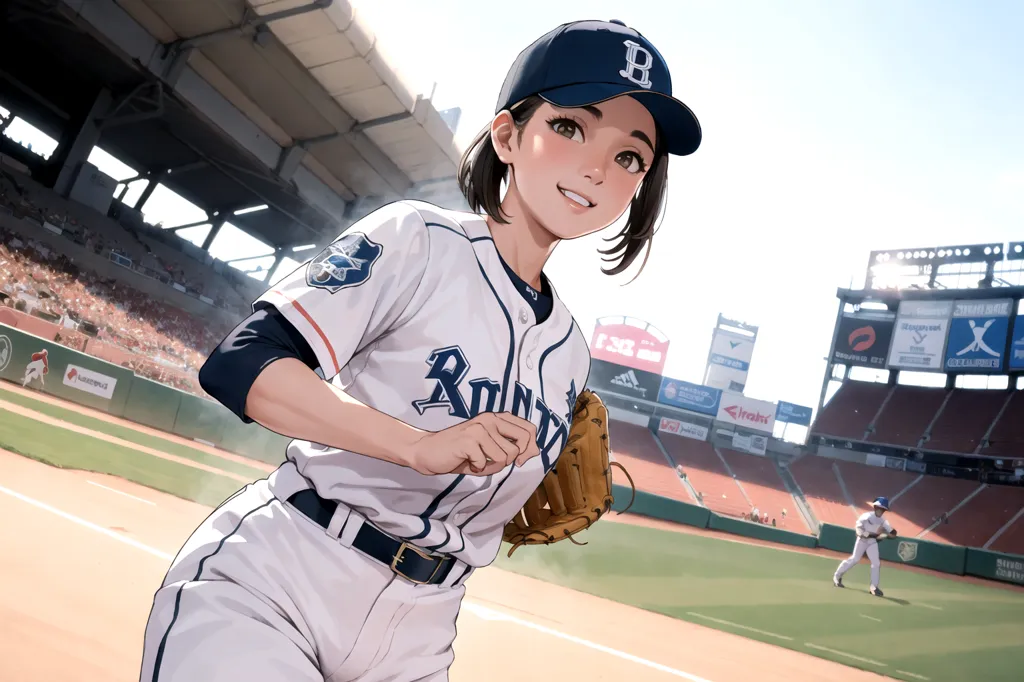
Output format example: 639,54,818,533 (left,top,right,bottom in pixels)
549,118,584,143
615,151,645,174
